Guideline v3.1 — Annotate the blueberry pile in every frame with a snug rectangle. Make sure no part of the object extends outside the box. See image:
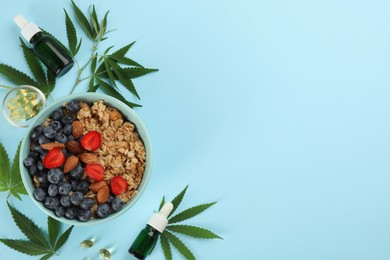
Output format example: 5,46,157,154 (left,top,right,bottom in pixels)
23,100,124,222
